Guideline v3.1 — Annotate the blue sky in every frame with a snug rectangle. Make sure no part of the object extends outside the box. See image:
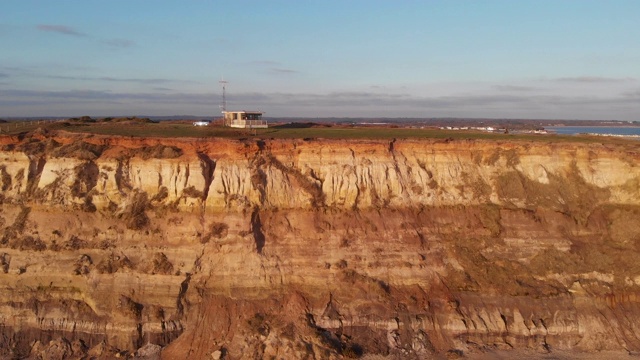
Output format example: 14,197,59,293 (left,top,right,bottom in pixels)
1,0,639,120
